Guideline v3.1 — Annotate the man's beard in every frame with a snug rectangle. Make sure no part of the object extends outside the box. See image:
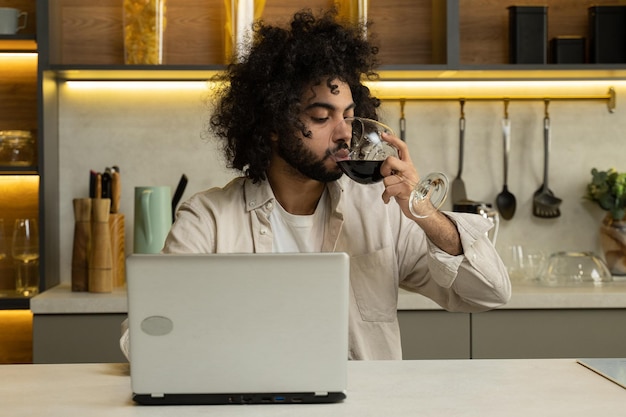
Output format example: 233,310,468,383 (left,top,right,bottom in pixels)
276,134,344,183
